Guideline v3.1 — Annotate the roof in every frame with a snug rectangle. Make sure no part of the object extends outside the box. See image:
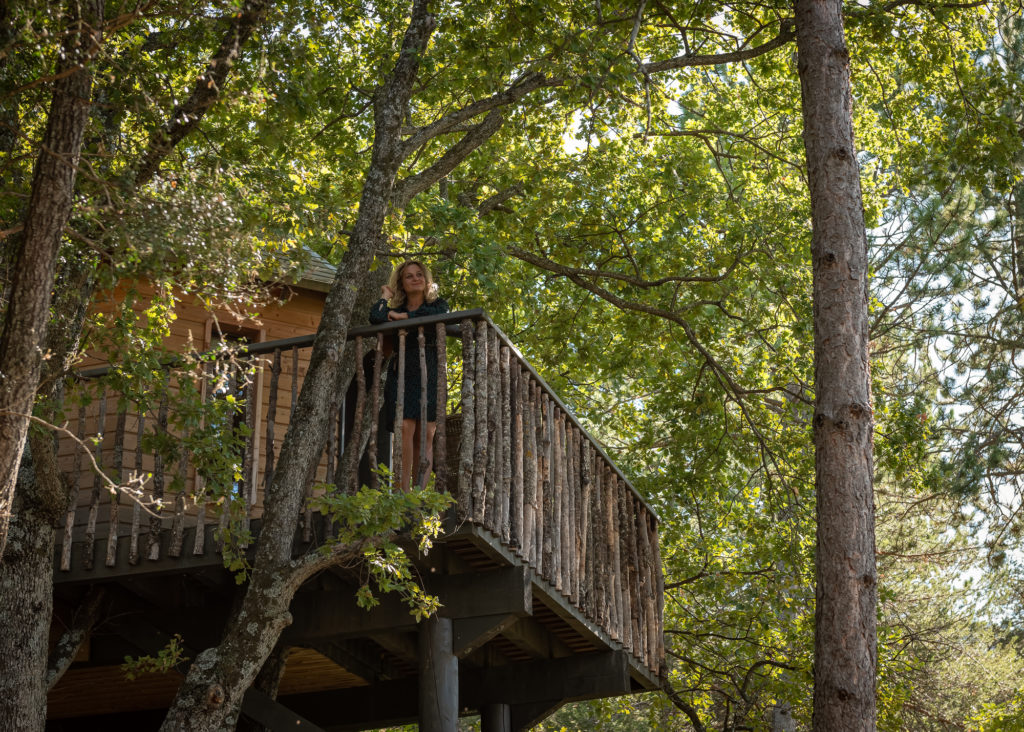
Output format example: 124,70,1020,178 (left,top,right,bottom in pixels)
285,247,335,293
